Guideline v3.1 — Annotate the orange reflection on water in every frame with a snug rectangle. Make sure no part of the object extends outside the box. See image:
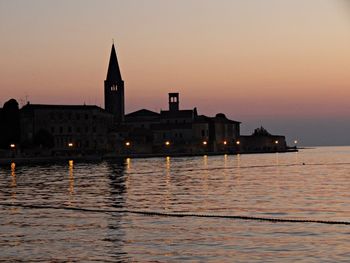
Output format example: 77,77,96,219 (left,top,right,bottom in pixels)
68,160,74,196
126,158,131,171
164,156,172,210
10,162,18,212
11,162,16,188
